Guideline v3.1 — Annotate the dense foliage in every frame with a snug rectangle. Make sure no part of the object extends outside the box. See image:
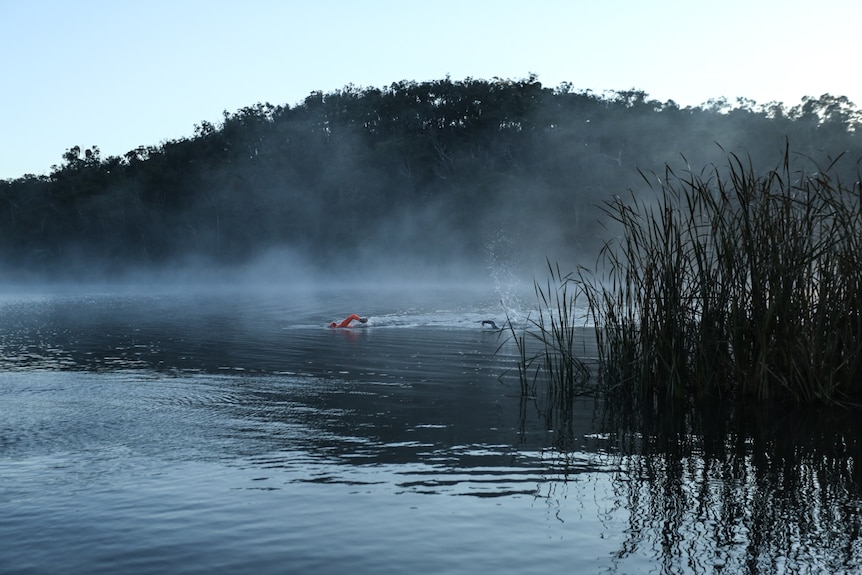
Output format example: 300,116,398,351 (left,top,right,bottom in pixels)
2,76,860,279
